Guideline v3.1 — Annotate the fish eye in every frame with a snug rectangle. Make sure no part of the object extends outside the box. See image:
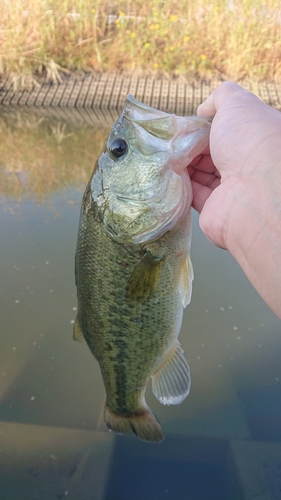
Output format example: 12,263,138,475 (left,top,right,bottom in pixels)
108,138,128,159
